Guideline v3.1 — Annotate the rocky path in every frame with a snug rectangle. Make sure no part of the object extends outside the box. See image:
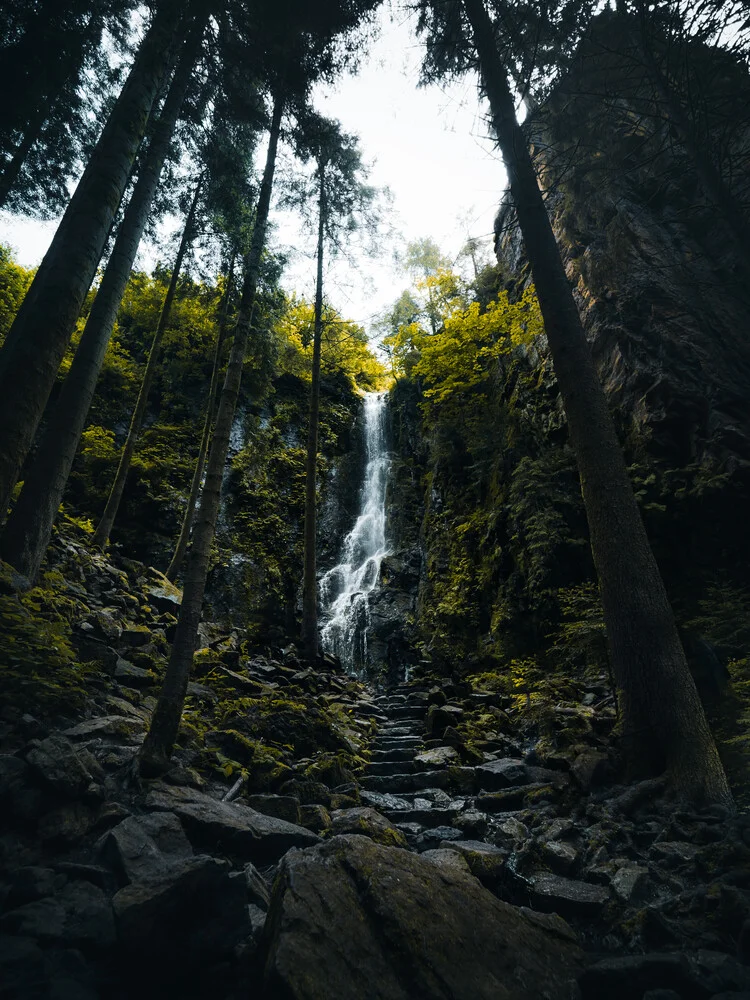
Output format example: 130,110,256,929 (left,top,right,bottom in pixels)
332,680,750,1000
